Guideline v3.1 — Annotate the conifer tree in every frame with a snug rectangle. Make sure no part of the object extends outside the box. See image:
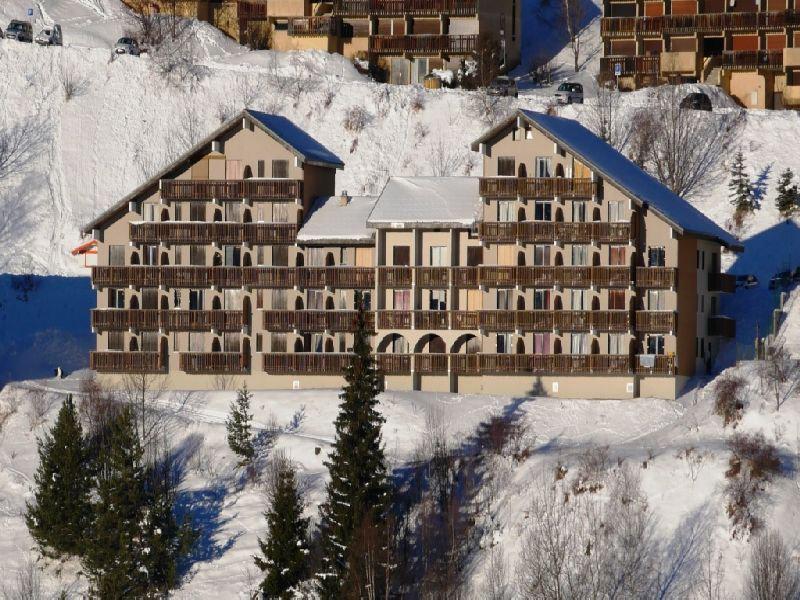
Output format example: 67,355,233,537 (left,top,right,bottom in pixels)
255,455,310,599
316,291,390,598
25,394,92,557
729,150,757,220
775,167,798,219
226,384,255,464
